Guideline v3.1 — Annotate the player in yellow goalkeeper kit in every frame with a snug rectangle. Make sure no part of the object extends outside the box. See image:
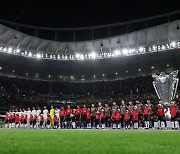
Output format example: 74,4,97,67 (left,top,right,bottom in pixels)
50,106,55,128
